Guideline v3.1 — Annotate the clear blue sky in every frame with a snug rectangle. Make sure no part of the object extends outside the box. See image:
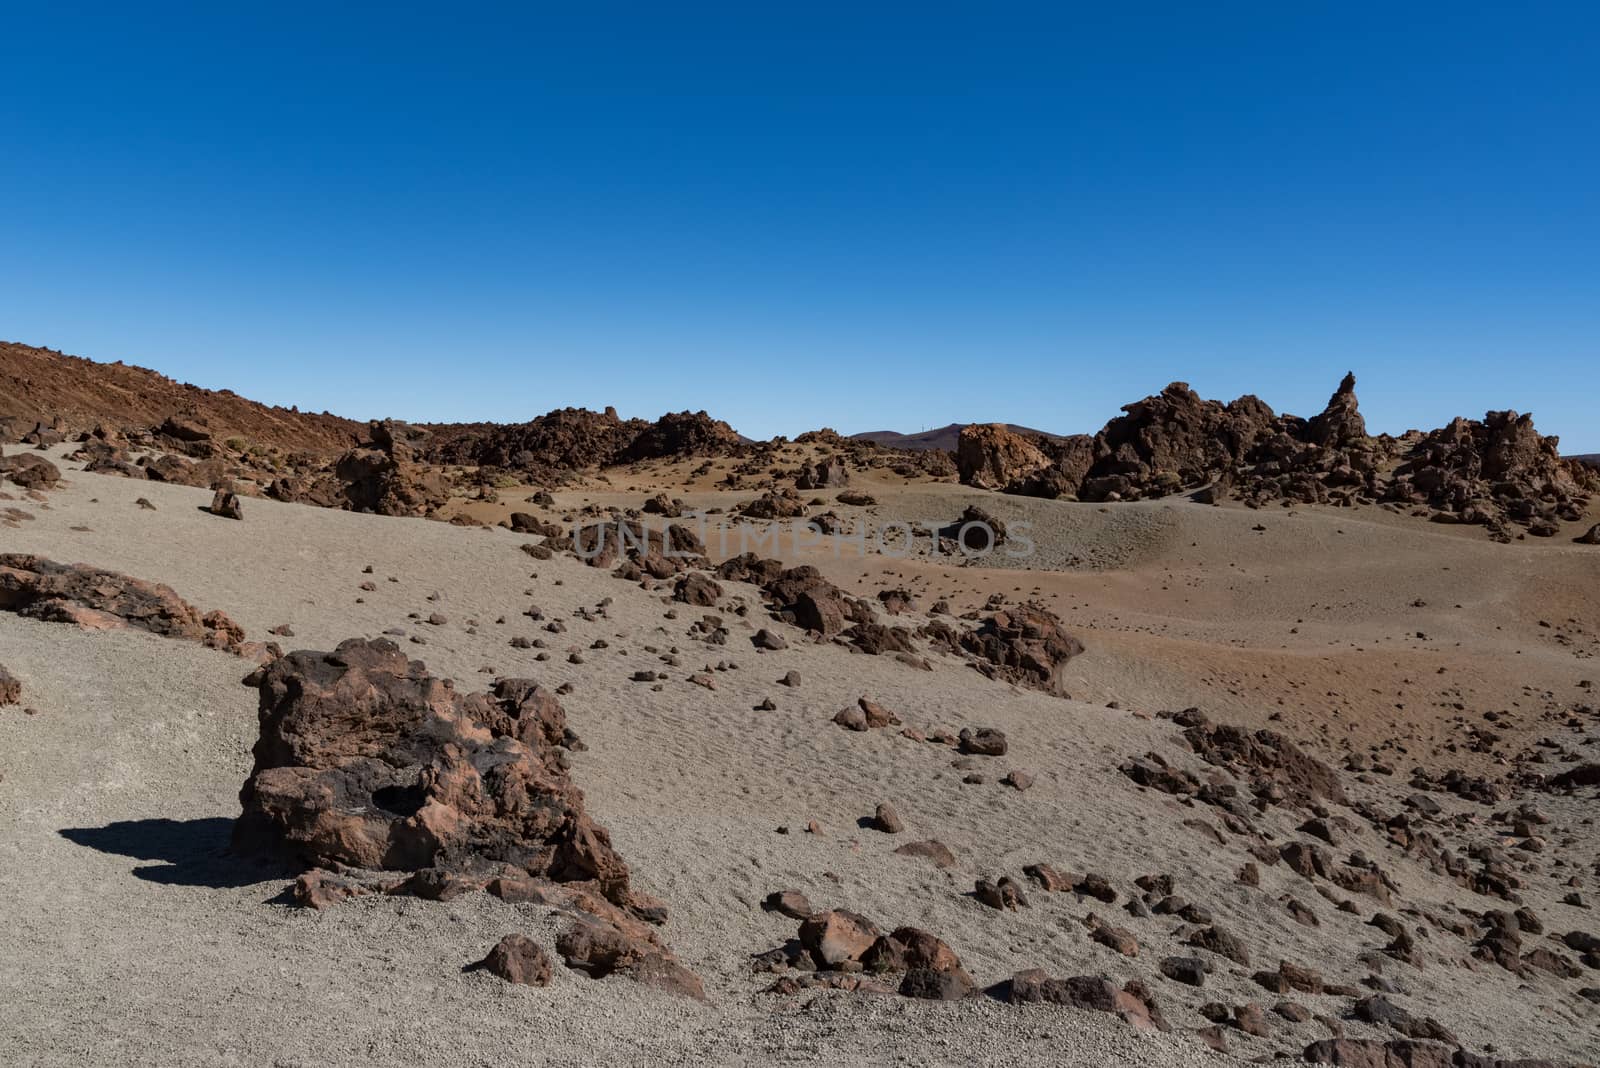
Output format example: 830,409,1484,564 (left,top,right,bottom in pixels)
3,4,1597,449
